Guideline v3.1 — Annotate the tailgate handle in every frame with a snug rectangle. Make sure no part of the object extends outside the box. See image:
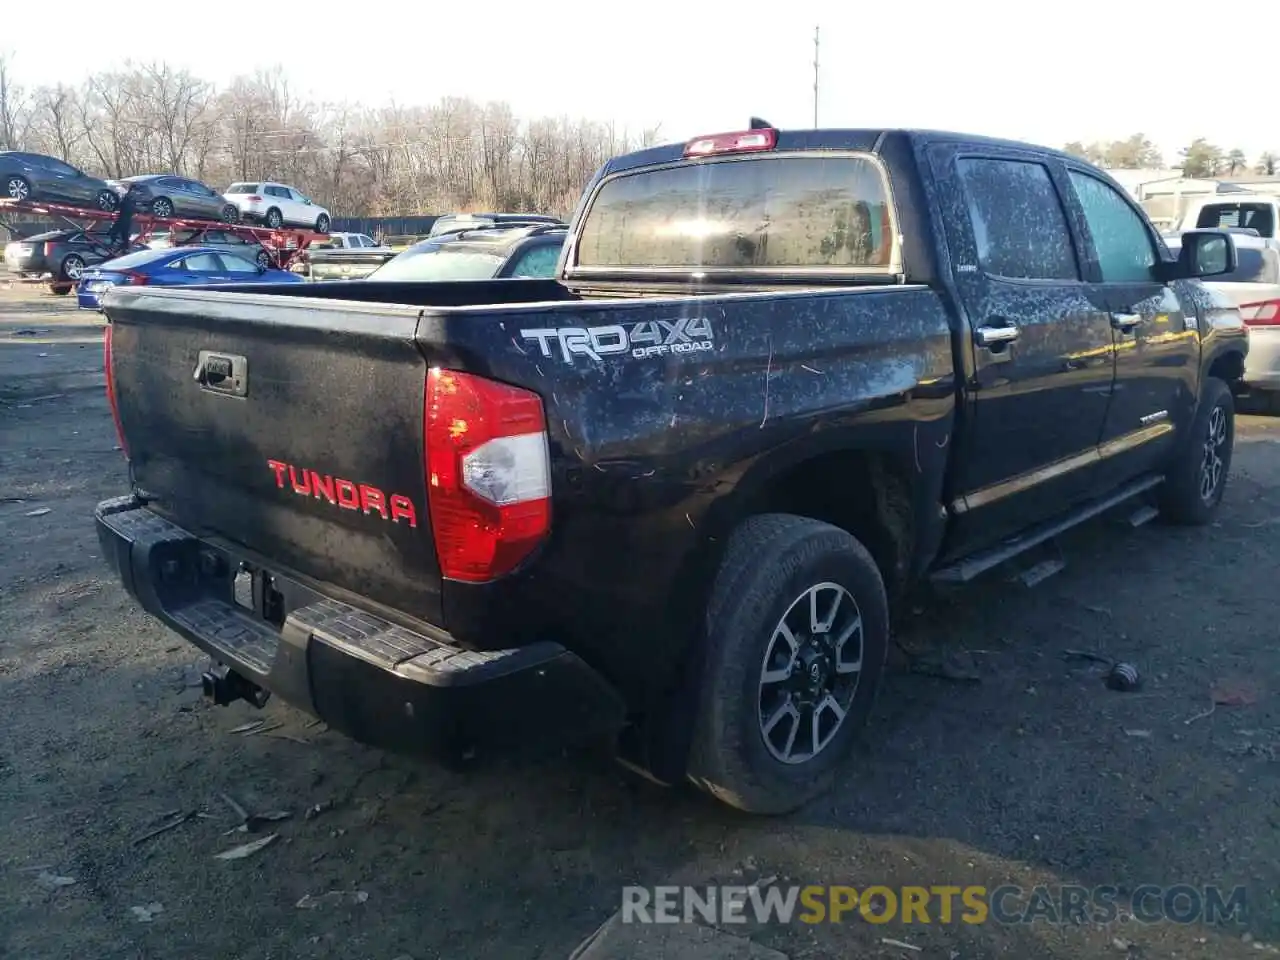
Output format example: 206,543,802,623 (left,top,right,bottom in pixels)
194,351,248,397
